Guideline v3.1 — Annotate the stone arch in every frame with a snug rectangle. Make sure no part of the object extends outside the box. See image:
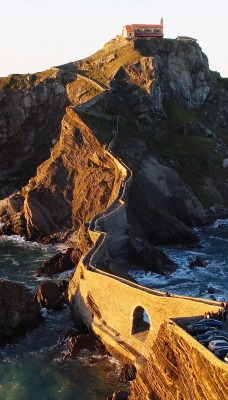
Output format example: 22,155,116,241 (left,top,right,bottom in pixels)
131,305,150,335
